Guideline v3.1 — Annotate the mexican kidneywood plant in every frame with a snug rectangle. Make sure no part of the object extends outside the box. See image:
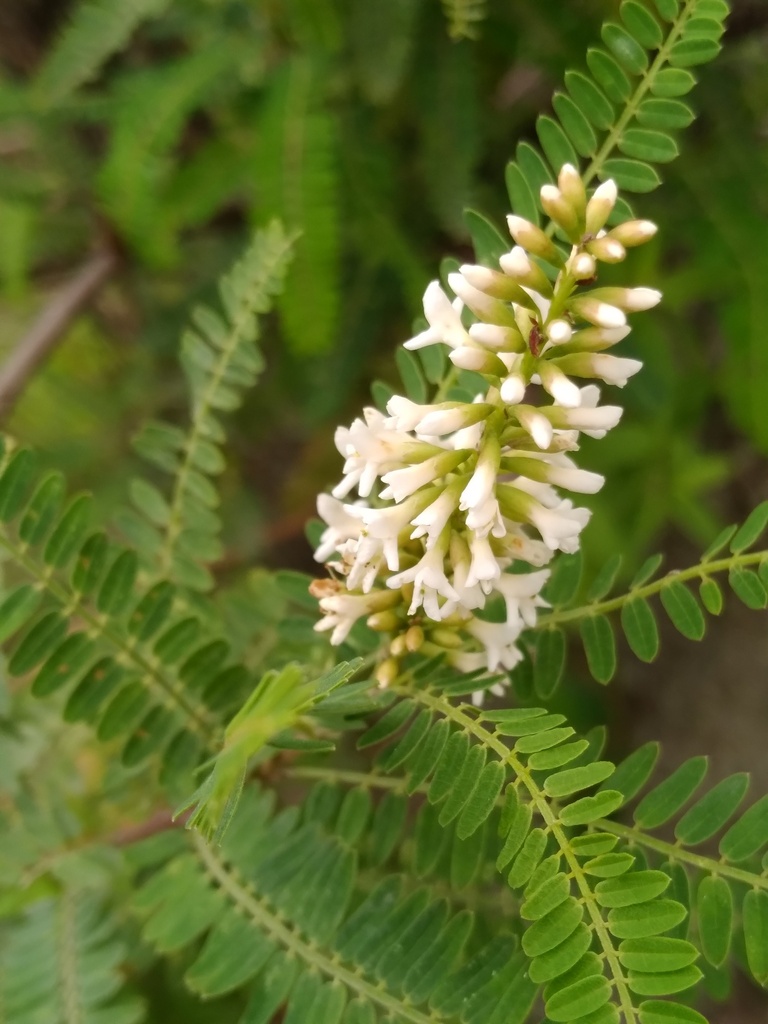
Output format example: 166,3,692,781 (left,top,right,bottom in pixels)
2,2,767,1024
